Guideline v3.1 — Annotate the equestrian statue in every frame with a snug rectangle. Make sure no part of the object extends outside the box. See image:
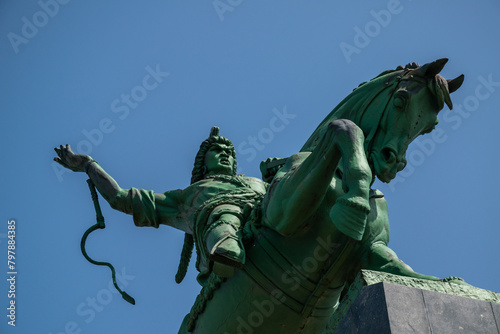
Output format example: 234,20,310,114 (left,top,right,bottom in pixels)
54,58,465,333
